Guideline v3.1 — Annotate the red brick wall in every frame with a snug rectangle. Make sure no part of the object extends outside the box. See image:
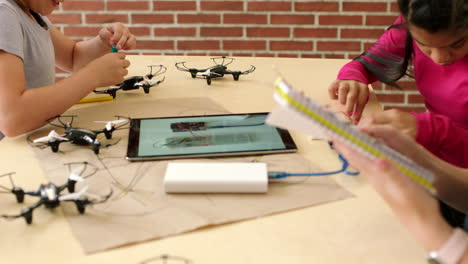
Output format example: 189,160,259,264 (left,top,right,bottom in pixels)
49,0,425,112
